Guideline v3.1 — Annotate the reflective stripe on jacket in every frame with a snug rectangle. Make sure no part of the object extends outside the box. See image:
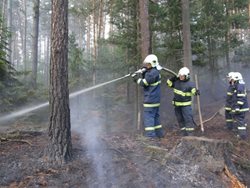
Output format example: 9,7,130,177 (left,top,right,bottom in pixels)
167,78,196,106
